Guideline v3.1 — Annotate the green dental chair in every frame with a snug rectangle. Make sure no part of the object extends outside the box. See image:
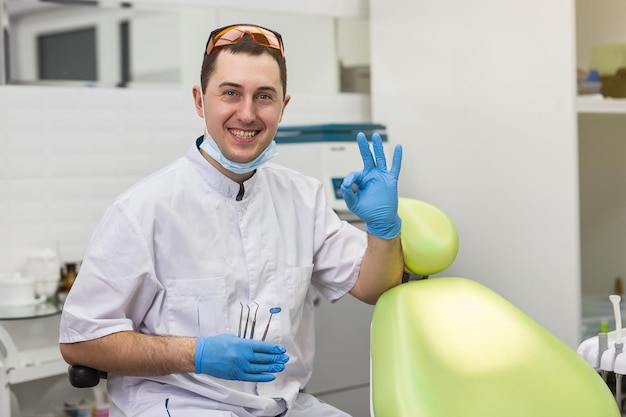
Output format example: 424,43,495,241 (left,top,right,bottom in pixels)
370,197,619,417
